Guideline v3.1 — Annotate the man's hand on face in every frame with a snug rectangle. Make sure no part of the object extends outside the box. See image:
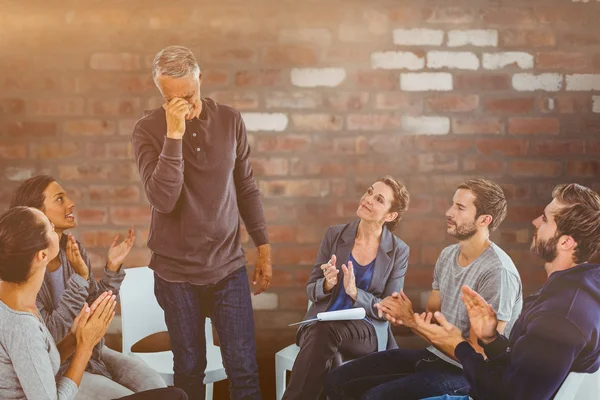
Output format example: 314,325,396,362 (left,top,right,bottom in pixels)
163,98,190,139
